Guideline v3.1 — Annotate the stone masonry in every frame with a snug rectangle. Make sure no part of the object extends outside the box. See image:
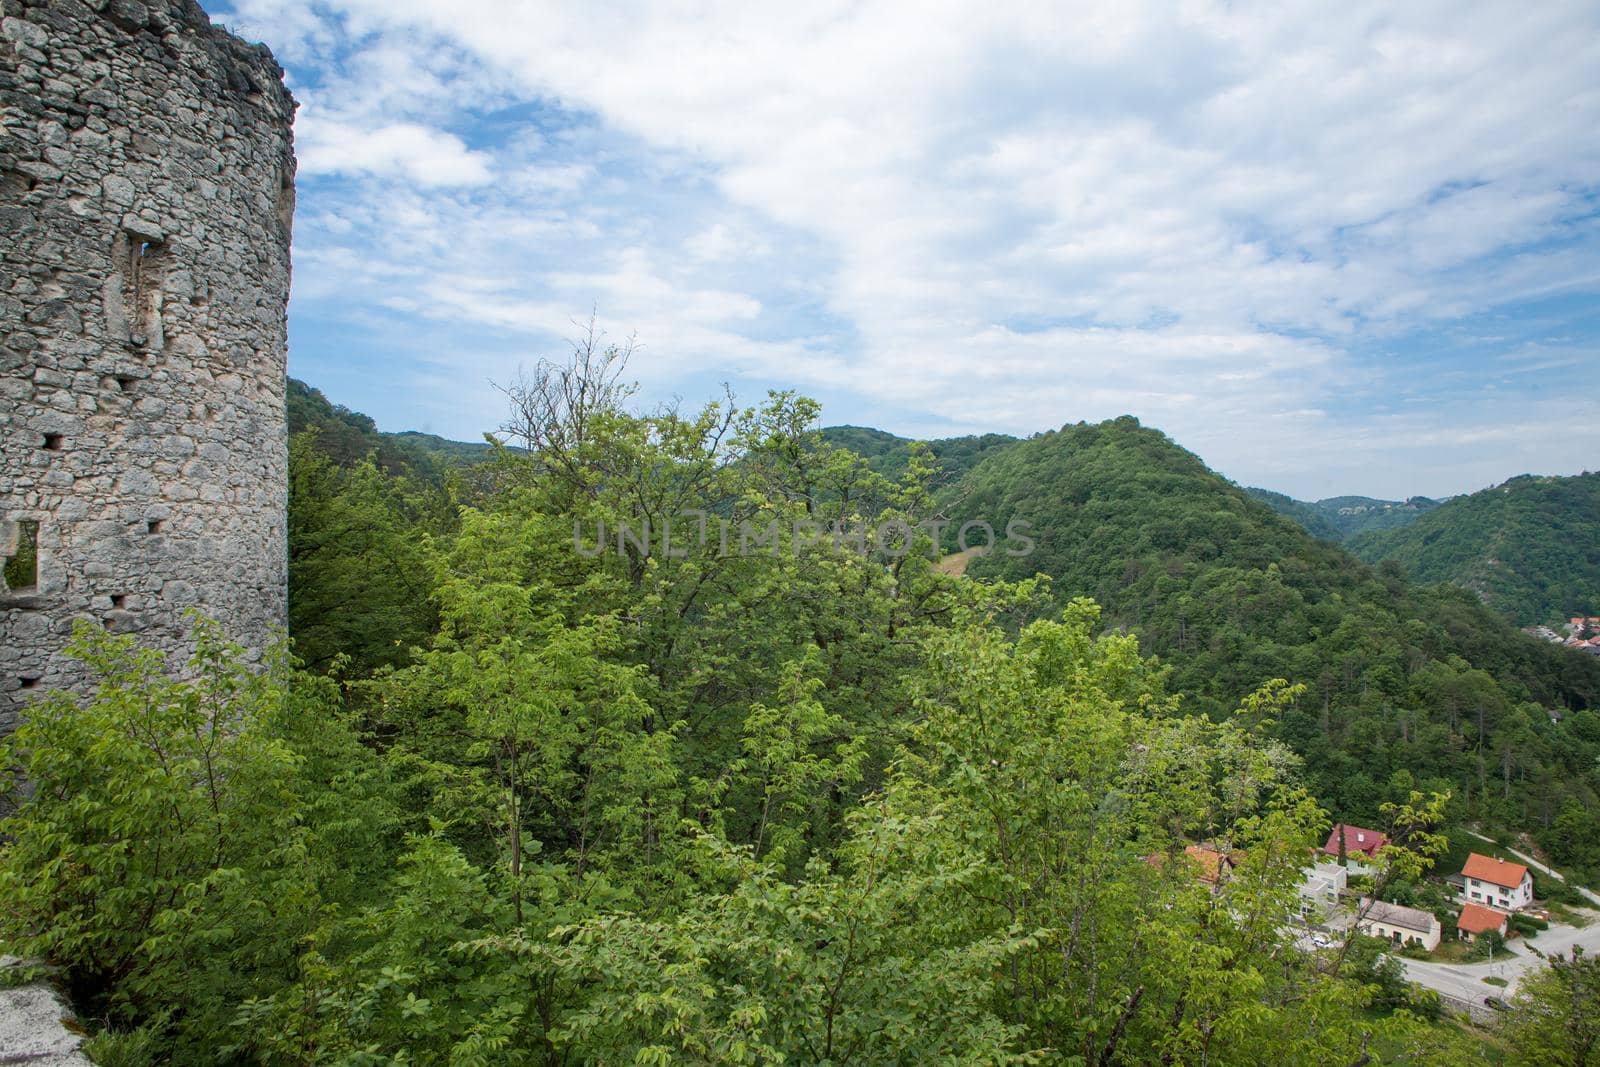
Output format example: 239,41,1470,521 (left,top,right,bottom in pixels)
0,0,295,730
